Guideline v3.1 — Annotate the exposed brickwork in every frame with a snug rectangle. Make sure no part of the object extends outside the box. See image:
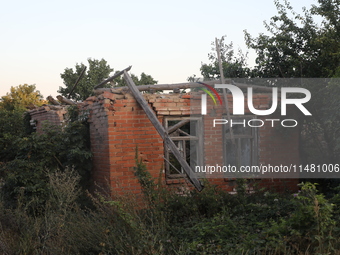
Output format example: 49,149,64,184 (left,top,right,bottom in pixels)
29,106,67,132
29,89,300,197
